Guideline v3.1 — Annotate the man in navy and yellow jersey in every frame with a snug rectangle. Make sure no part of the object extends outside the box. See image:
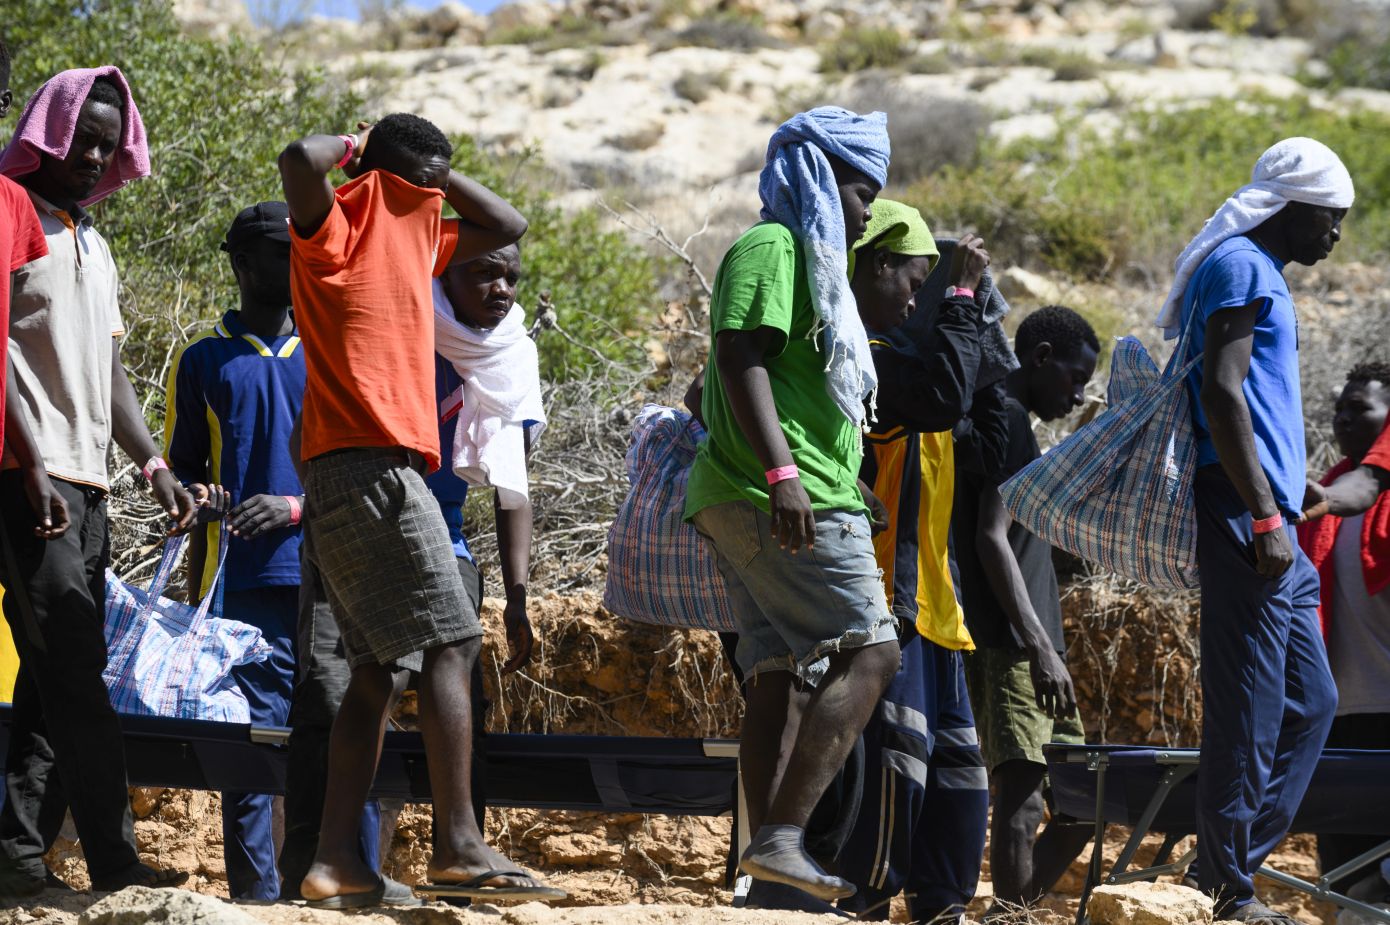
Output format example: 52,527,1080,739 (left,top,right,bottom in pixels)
163,201,306,901
838,201,994,924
